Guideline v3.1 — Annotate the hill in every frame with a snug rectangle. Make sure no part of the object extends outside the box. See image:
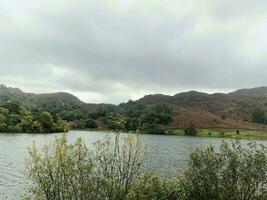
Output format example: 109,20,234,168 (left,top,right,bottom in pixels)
0,84,115,130
1,84,267,132
124,87,267,130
